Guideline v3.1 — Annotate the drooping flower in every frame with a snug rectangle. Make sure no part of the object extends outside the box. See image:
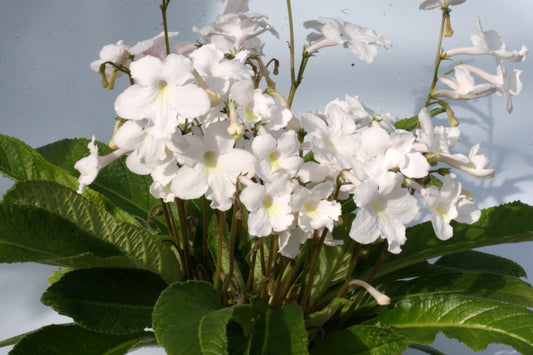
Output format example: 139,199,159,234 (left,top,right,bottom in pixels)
432,65,497,100
445,19,528,63
304,17,391,63
114,54,211,140
418,0,466,10
350,172,419,254
74,136,129,194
